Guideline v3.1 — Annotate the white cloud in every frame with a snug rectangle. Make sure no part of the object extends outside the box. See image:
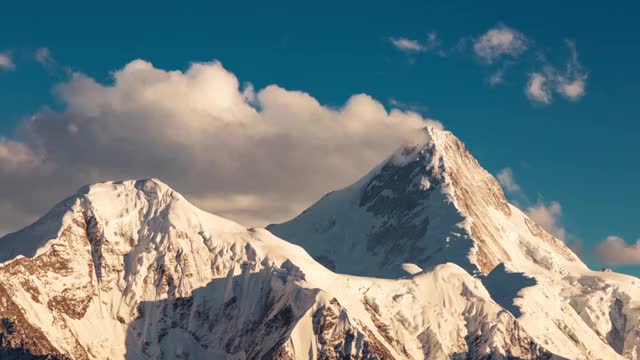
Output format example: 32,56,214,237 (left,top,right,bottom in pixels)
0,51,15,71
496,168,520,193
526,72,552,104
390,38,425,52
557,78,586,100
555,41,587,101
0,59,441,232
389,32,441,54
526,201,567,241
594,236,640,265
473,25,528,63
526,41,587,104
